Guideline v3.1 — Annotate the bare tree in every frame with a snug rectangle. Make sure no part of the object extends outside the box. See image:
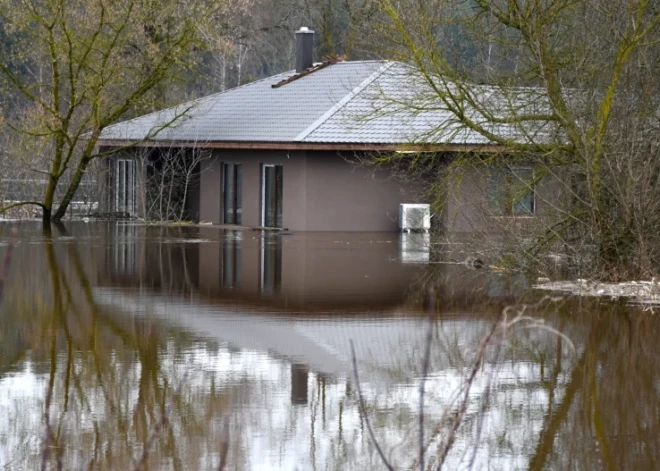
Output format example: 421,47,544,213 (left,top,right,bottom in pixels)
0,0,231,224
139,145,210,222
369,0,660,279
